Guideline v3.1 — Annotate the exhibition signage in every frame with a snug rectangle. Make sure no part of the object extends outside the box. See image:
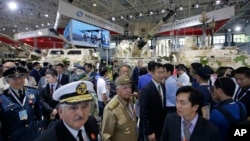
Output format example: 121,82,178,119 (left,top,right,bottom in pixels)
57,0,124,34
157,6,235,33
